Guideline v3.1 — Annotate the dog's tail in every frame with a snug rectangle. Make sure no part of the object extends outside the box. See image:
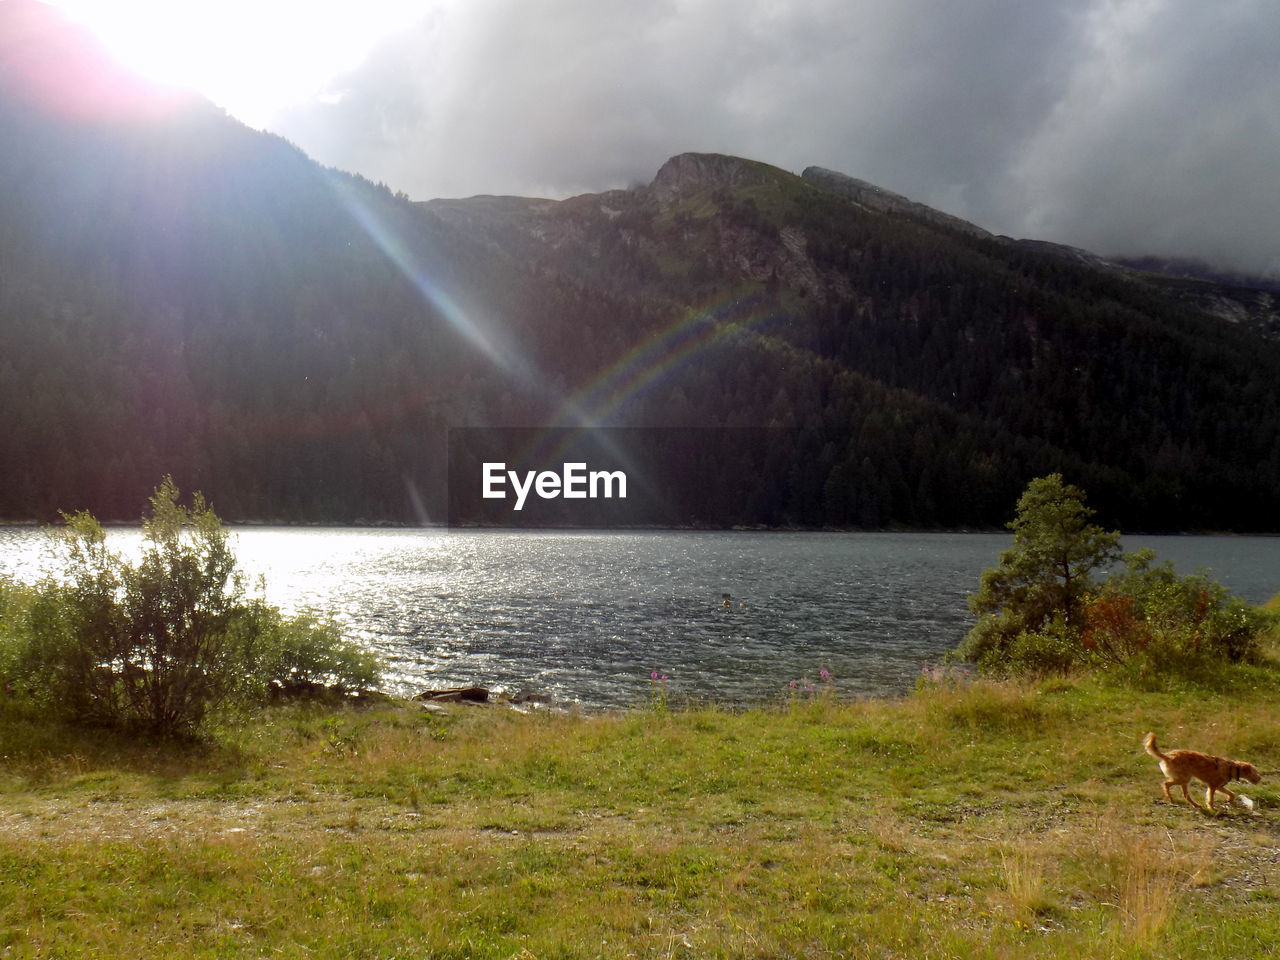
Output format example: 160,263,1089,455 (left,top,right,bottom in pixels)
1143,731,1166,761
